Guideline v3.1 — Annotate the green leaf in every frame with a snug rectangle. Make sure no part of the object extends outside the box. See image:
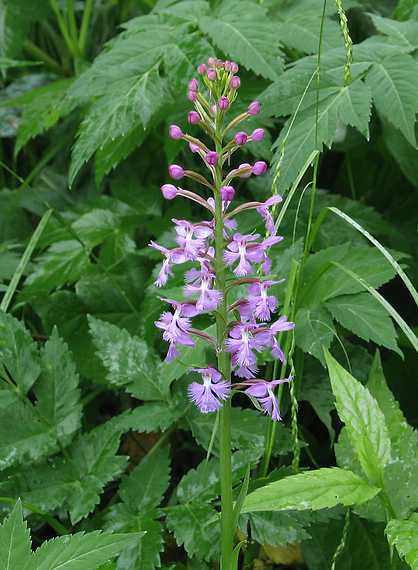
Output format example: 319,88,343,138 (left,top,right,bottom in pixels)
273,80,371,189
119,446,170,513
15,79,75,155
366,54,418,146
34,327,82,446
325,349,391,485
294,306,335,363
369,14,418,51
300,365,335,441
95,126,145,185
383,120,418,187
115,517,163,570
275,12,342,54
30,531,141,570
88,316,165,400
199,0,282,80
0,0,49,58
0,500,32,570
242,468,380,512
326,293,400,354
0,311,40,394
166,503,220,561
367,352,418,518
22,240,90,299
242,511,311,546
386,514,418,570
300,244,398,307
